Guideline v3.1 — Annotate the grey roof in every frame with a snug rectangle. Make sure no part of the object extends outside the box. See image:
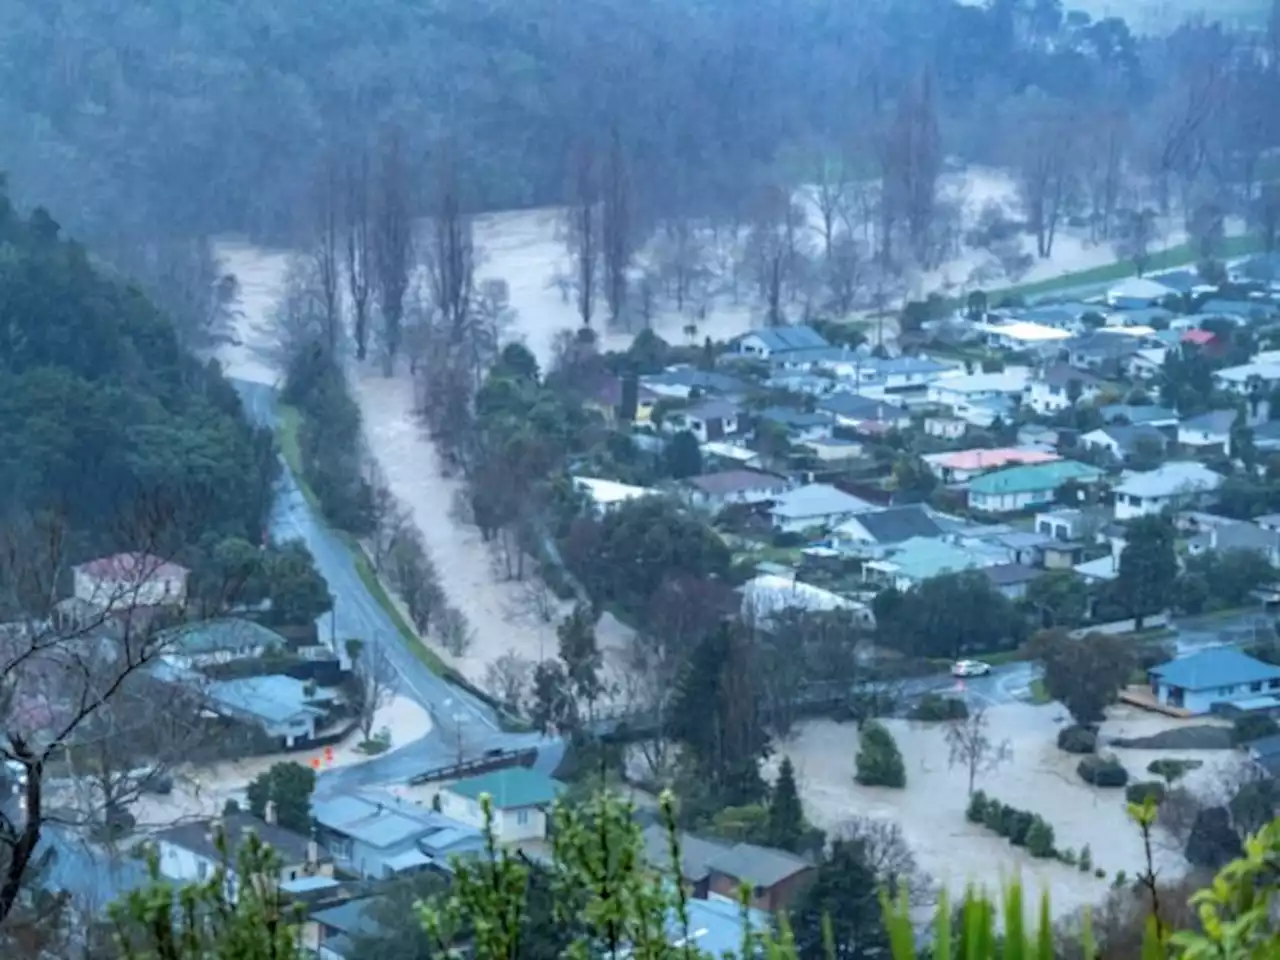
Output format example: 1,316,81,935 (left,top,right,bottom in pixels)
759,406,832,429
983,563,1041,587
310,897,389,939
1151,649,1280,692
768,346,850,365
154,813,323,865
205,675,325,726
1200,299,1274,319
1100,404,1178,425
643,368,747,394
1150,269,1200,292
687,470,790,498
685,398,741,421
1180,409,1237,434
845,505,944,544
1207,522,1280,554
704,842,812,888
1114,462,1223,499
641,824,732,883
1066,331,1139,359
818,392,909,421
158,618,284,656
864,355,955,376
1099,424,1169,455
770,483,875,520
738,325,830,352
313,790,471,849
1040,364,1102,389
1246,734,1280,758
